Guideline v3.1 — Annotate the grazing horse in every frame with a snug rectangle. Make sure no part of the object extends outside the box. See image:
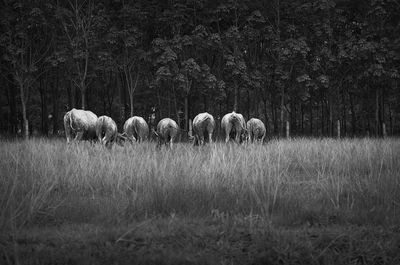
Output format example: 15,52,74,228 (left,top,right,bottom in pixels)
192,112,215,146
221,111,246,144
123,116,149,142
154,118,179,148
63,108,98,143
95,116,118,149
246,118,266,143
